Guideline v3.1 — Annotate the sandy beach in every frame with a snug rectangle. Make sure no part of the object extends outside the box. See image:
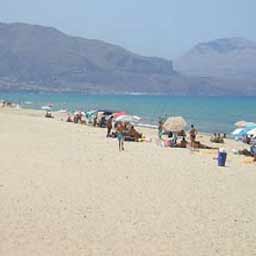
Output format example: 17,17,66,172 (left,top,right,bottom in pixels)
0,108,255,256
